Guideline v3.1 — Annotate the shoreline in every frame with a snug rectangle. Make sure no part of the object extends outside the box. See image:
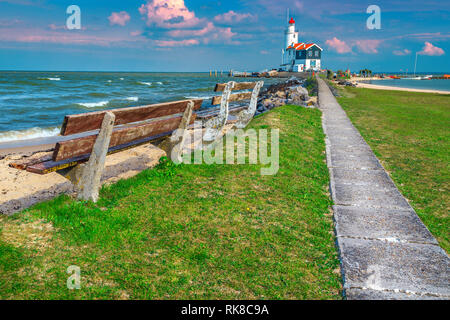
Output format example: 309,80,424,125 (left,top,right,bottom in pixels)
355,81,450,94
